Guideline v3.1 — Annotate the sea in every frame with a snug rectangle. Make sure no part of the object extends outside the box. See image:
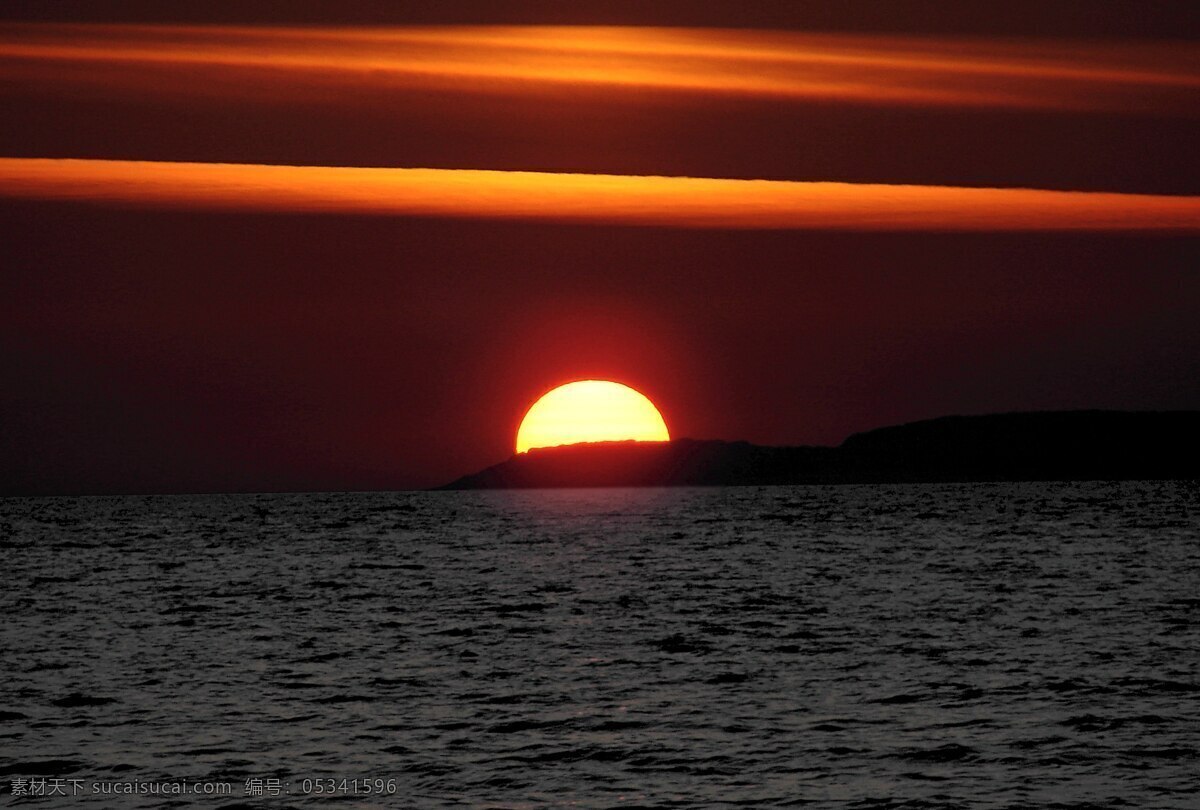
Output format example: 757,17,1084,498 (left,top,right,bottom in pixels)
2,482,1198,808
